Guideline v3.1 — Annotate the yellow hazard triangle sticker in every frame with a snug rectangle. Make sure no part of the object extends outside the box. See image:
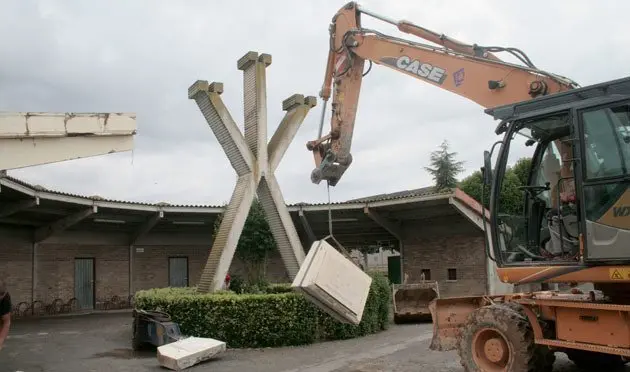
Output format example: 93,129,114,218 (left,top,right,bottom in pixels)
610,269,624,280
